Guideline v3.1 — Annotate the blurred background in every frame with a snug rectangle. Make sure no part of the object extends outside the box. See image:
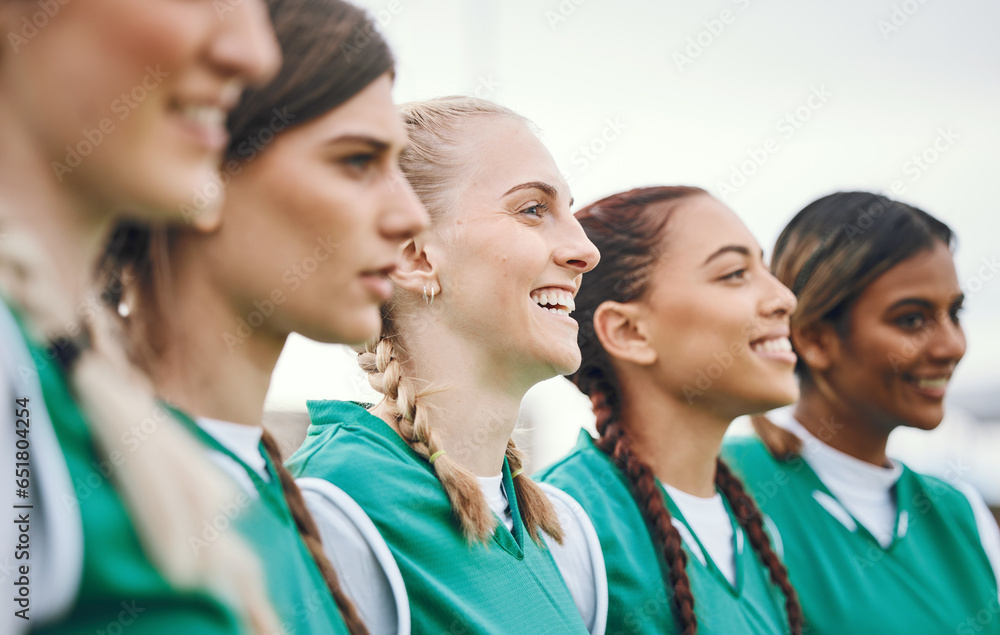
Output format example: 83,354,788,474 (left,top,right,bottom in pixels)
264,0,1000,511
